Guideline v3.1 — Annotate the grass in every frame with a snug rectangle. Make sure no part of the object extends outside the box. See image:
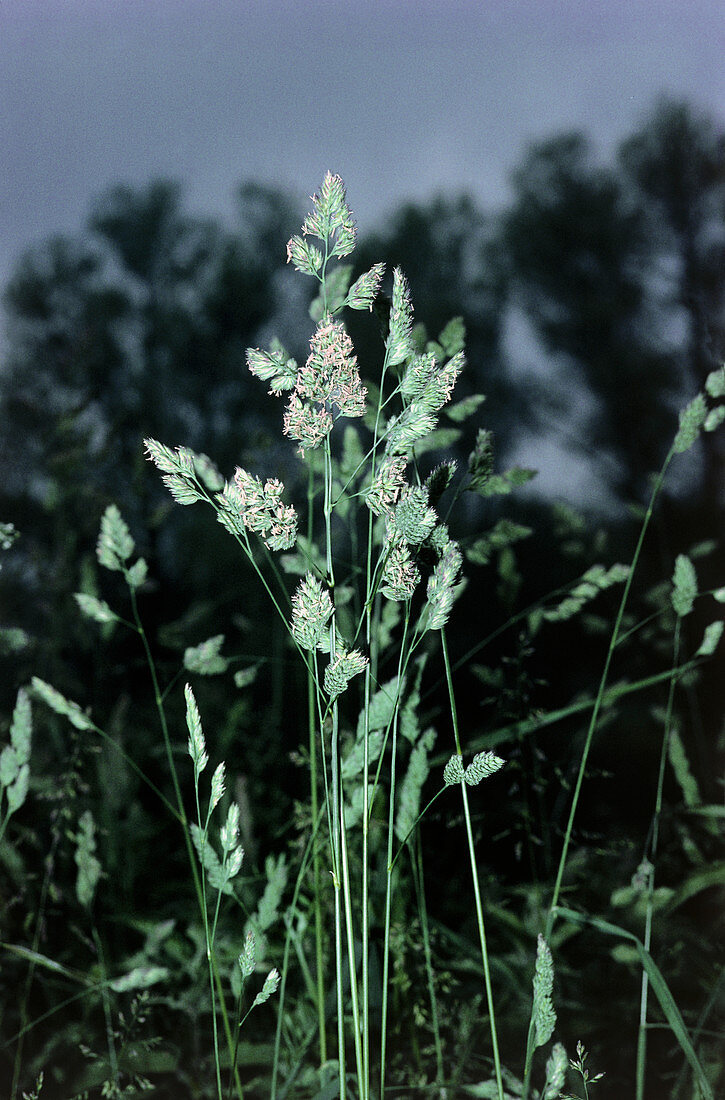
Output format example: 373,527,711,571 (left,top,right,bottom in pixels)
1,173,724,1099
